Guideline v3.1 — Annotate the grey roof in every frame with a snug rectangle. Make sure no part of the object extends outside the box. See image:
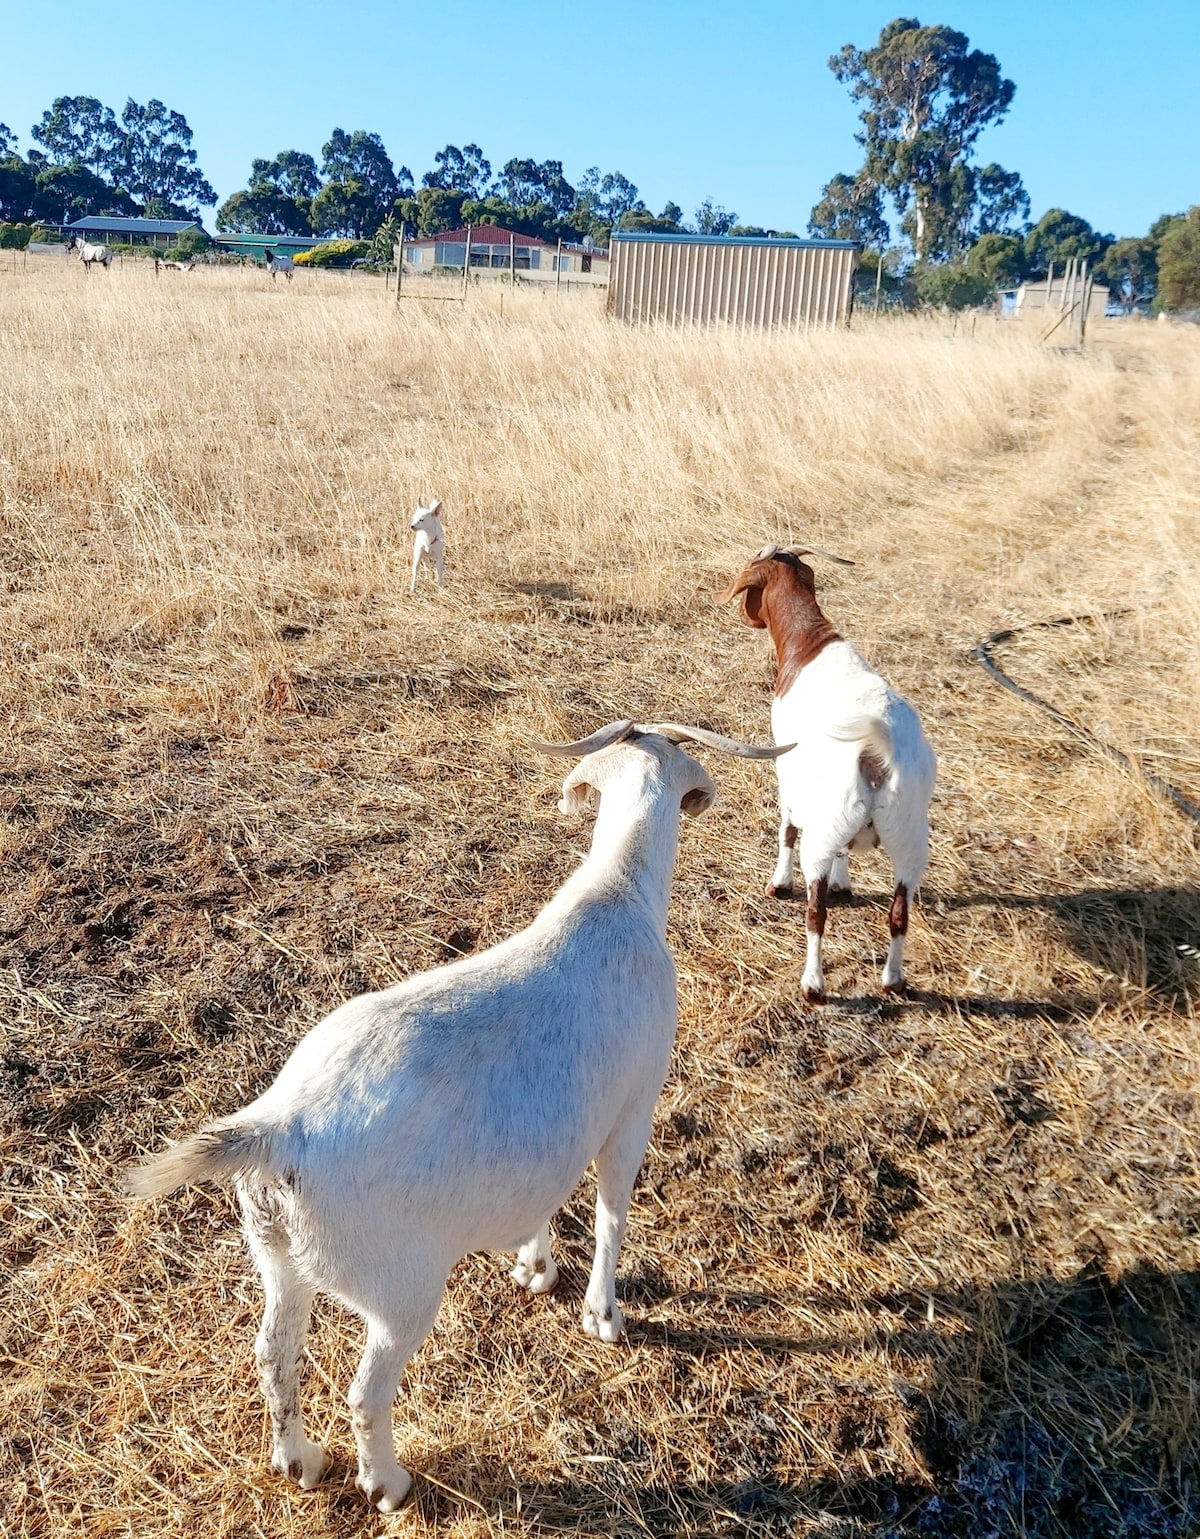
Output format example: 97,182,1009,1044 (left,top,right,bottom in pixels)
67,216,200,235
